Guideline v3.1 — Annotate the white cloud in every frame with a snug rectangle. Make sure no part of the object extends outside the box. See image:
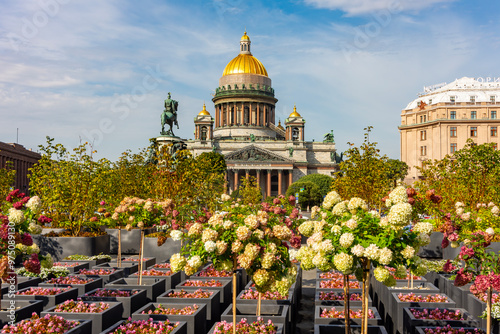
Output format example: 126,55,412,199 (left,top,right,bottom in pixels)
303,0,456,15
